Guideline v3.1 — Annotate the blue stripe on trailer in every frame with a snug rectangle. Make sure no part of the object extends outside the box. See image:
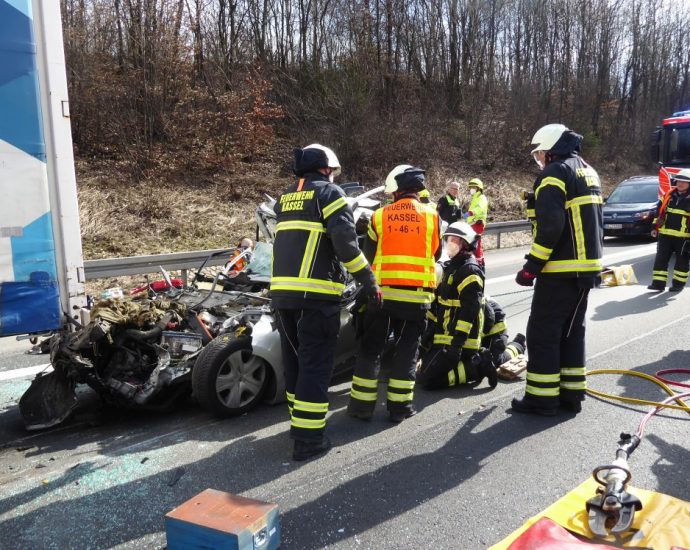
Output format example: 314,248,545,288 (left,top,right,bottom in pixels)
0,0,46,161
